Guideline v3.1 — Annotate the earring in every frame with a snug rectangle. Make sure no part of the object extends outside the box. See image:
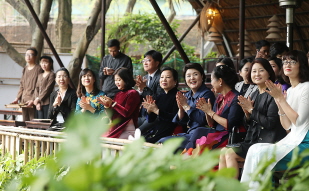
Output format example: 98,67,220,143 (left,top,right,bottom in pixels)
220,84,222,87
